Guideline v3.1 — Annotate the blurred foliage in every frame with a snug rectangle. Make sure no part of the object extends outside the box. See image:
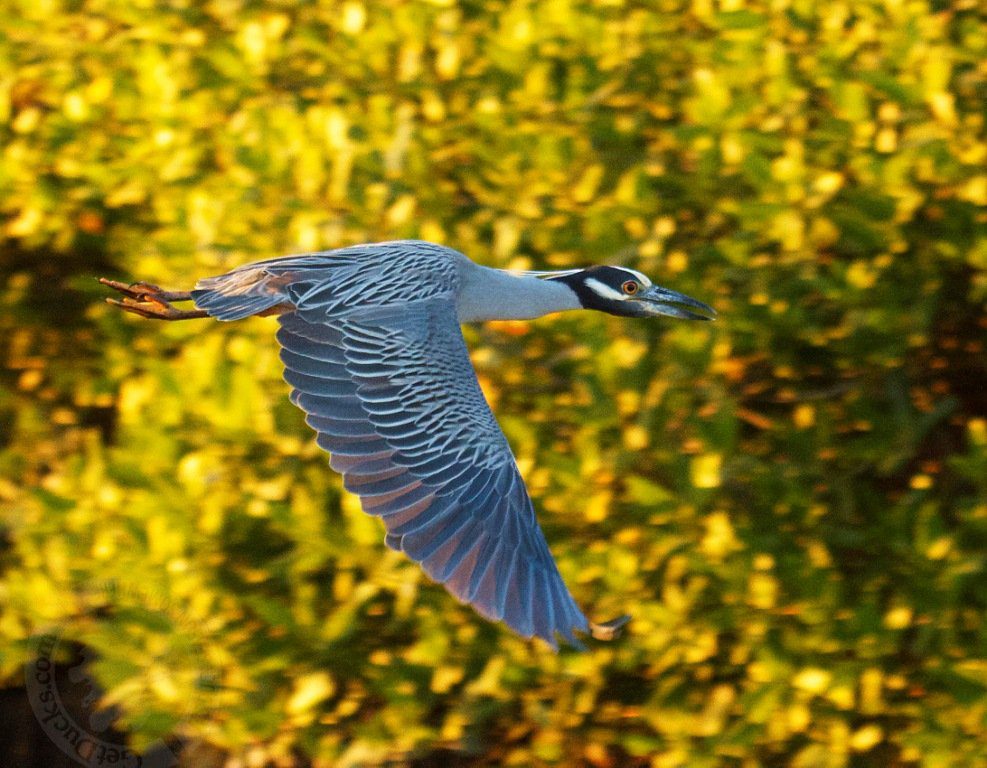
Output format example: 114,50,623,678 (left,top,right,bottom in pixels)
1,0,985,766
